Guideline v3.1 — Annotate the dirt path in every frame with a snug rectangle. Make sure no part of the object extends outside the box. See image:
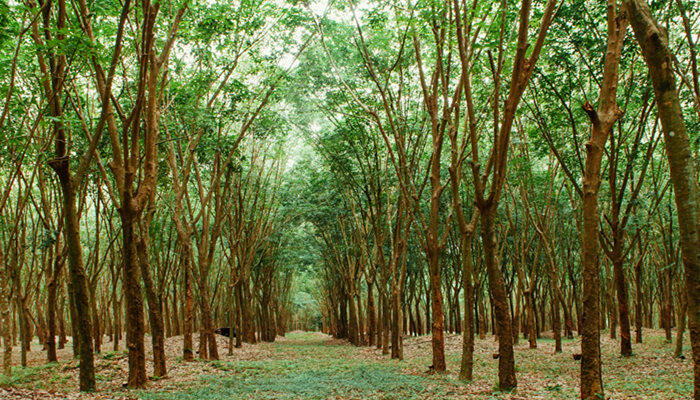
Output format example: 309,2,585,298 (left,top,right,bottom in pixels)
0,329,692,399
